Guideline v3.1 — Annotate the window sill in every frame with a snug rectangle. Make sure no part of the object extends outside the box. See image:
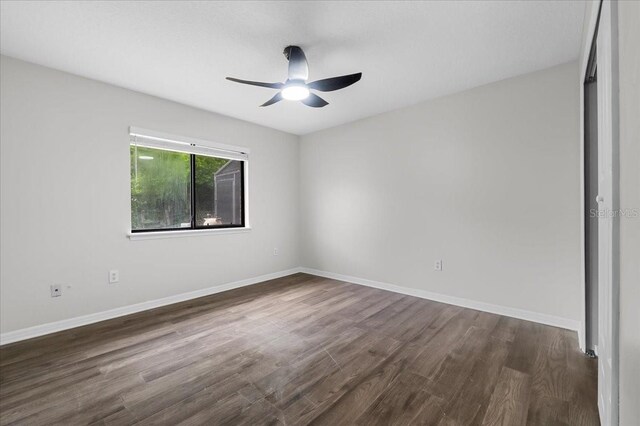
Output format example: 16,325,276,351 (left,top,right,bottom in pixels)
128,227,251,241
